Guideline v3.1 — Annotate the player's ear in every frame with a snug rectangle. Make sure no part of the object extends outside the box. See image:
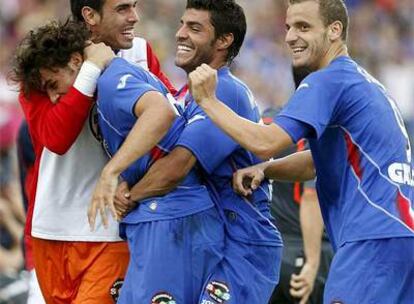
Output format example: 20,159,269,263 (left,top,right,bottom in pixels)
328,21,343,41
68,52,83,70
216,33,234,52
81,6,101,27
